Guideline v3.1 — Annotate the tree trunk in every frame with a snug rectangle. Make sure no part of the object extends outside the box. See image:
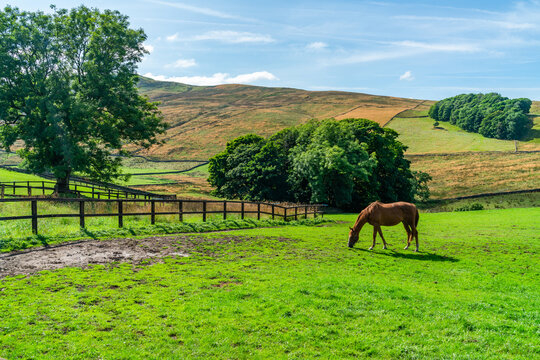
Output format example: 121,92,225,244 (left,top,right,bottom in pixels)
54,172,71,196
